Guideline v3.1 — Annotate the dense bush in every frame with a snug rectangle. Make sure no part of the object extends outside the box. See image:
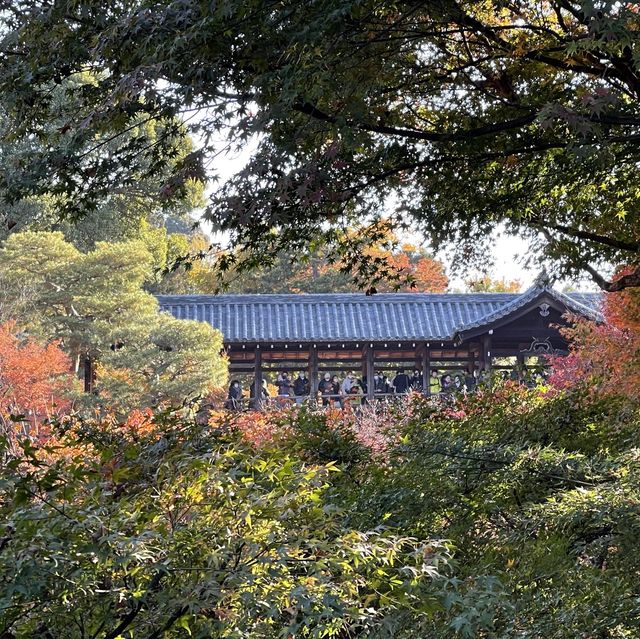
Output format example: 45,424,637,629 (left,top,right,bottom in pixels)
0,409,455,639
2,362,640,637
